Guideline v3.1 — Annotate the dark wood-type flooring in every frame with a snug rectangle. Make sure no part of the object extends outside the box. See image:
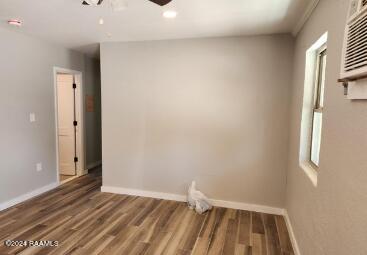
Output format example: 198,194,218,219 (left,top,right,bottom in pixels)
0,172,294,255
